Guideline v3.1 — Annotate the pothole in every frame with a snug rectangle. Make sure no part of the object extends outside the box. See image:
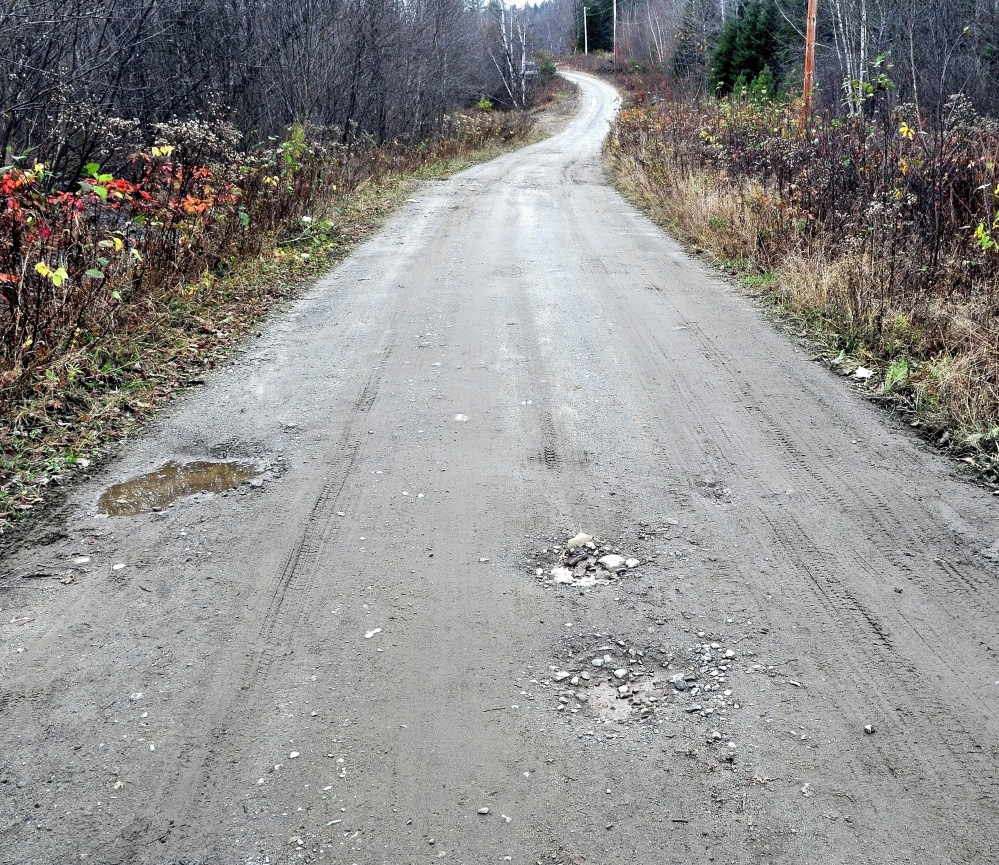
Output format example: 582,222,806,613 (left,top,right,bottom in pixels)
98,460,267,515
544,632,747,726
528,532,642,588
694,477,734,504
